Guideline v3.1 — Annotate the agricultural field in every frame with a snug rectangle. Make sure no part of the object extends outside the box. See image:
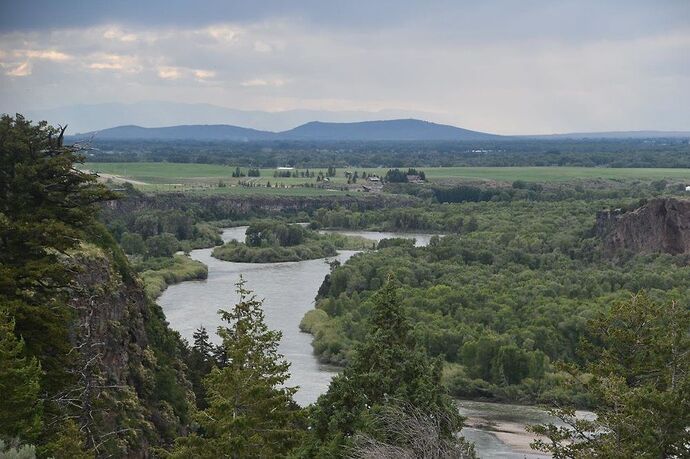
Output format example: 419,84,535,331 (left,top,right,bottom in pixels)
84,162,690,191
